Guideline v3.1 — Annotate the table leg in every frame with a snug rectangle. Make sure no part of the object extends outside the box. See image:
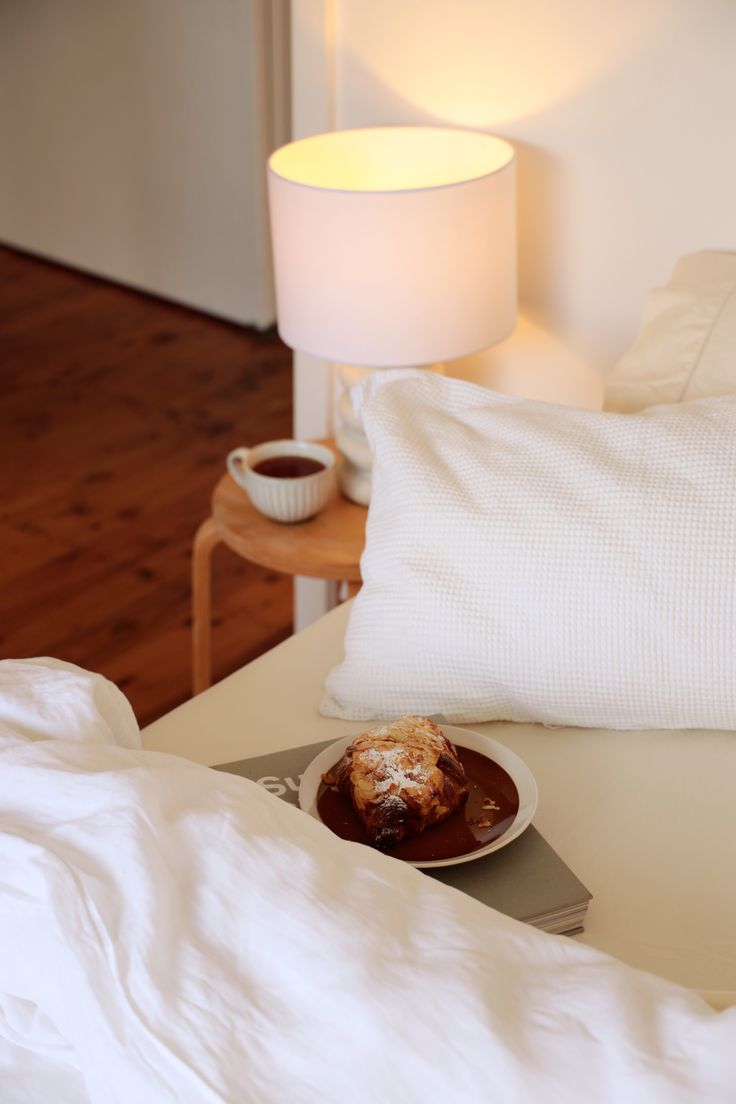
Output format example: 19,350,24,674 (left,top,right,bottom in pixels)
192,517,221,696
336,580,362,602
